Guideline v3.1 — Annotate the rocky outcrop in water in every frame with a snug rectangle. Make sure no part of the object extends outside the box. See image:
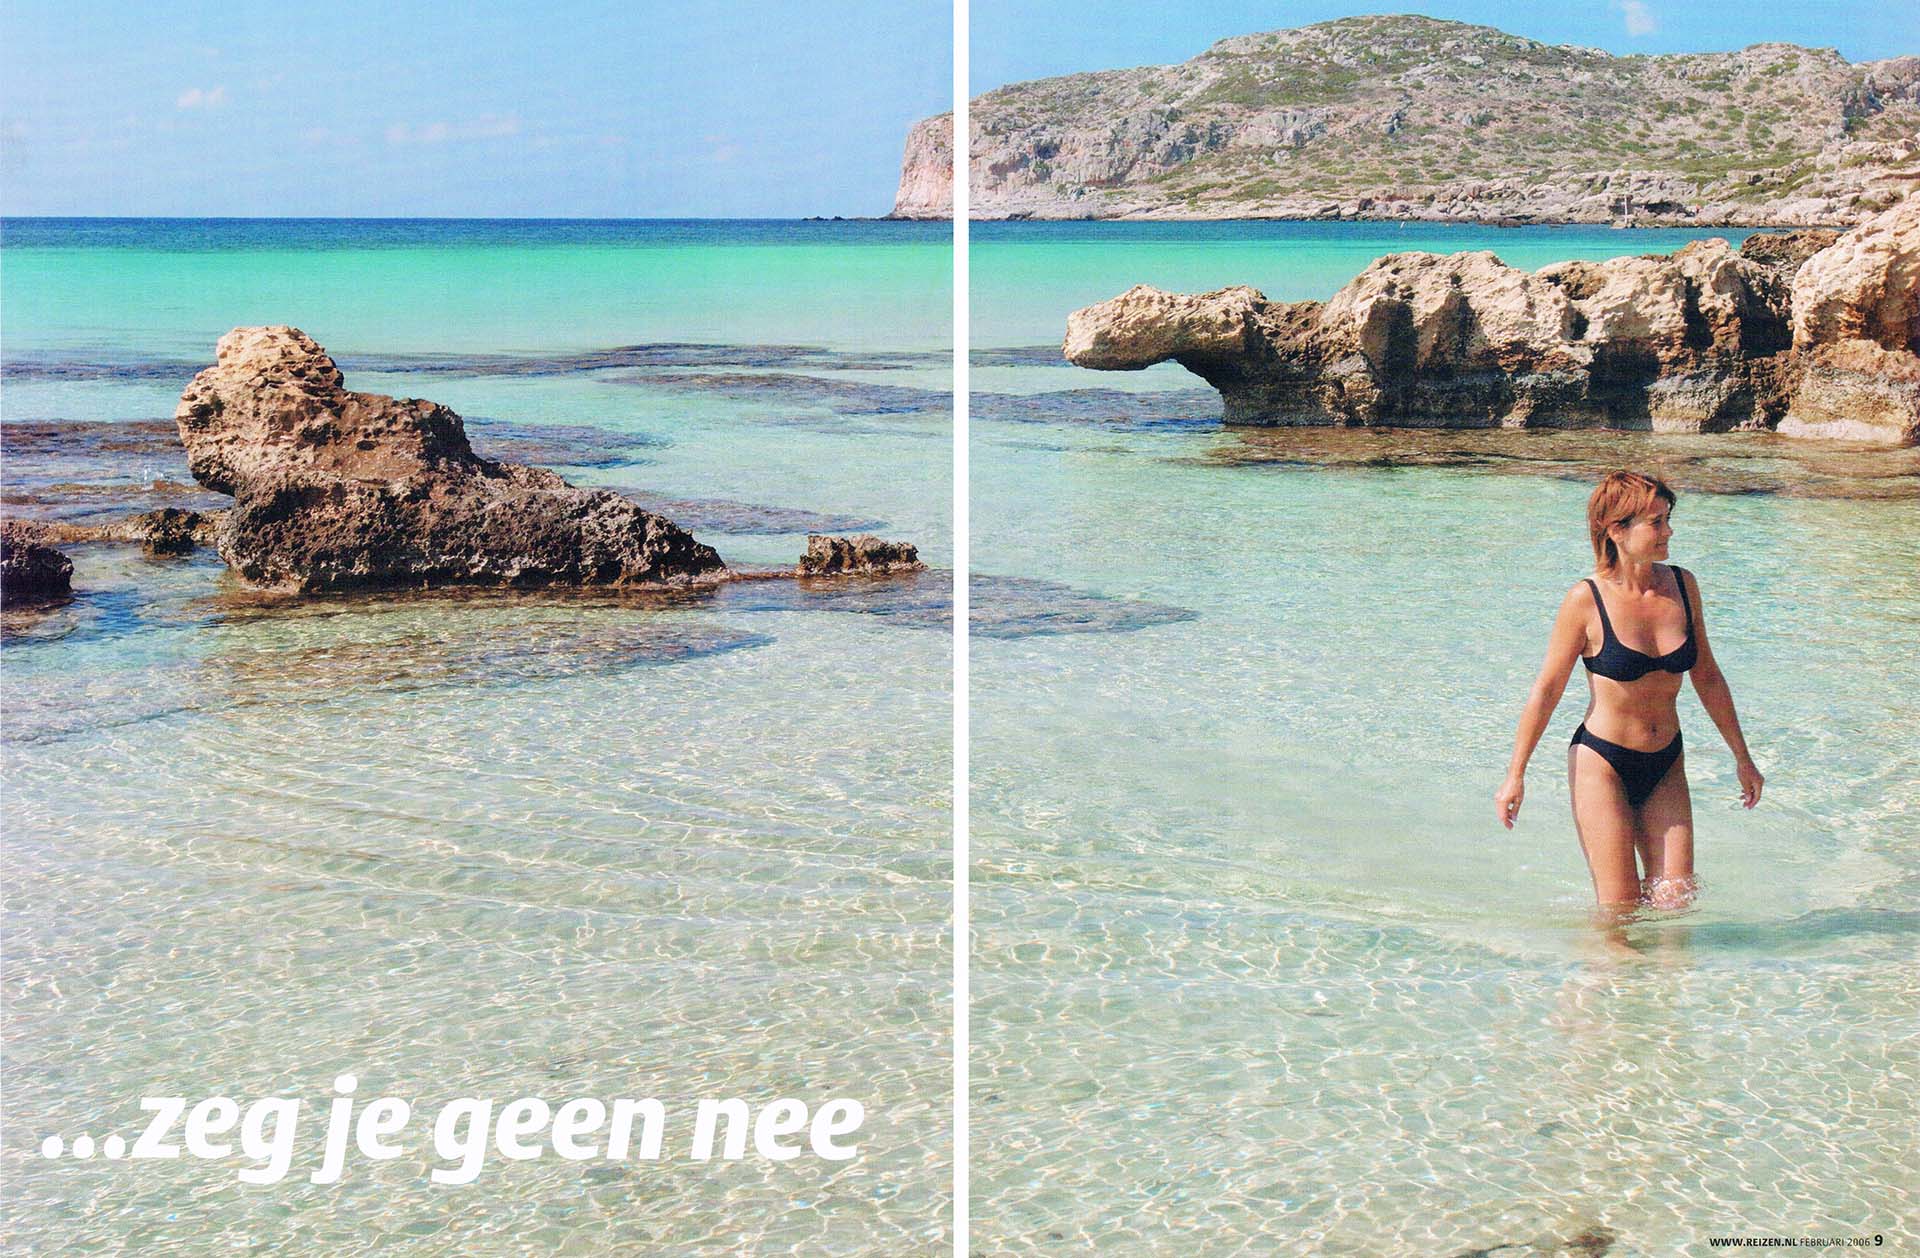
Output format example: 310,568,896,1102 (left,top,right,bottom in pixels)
797,534,925,576
29,507,225,555
125,507,214,555
1064,195,1920,443
897,15,1920,226
1779,201,1920,440
173,327,728,593
0,520,74,605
